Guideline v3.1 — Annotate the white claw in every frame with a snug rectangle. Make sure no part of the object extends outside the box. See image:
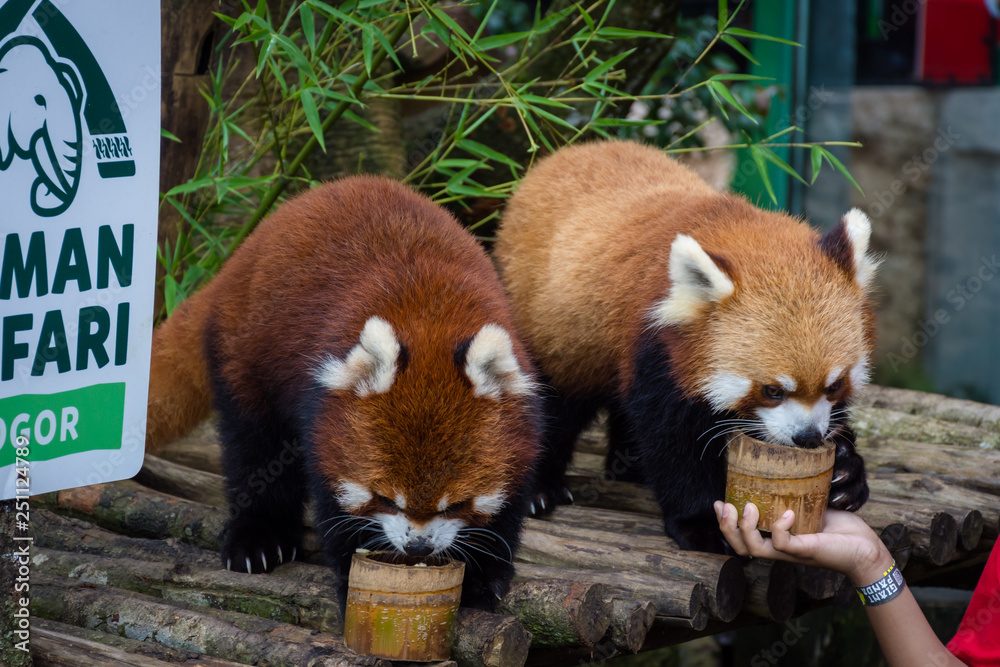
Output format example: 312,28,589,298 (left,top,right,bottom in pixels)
566,490,575,504
292,547,298,562
261,553,268,571
831,473,847,484
245,557,252,572
540,497,547,511
226,558,232,571
277,546,284,564
530,501,536,514
831,493,845,505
